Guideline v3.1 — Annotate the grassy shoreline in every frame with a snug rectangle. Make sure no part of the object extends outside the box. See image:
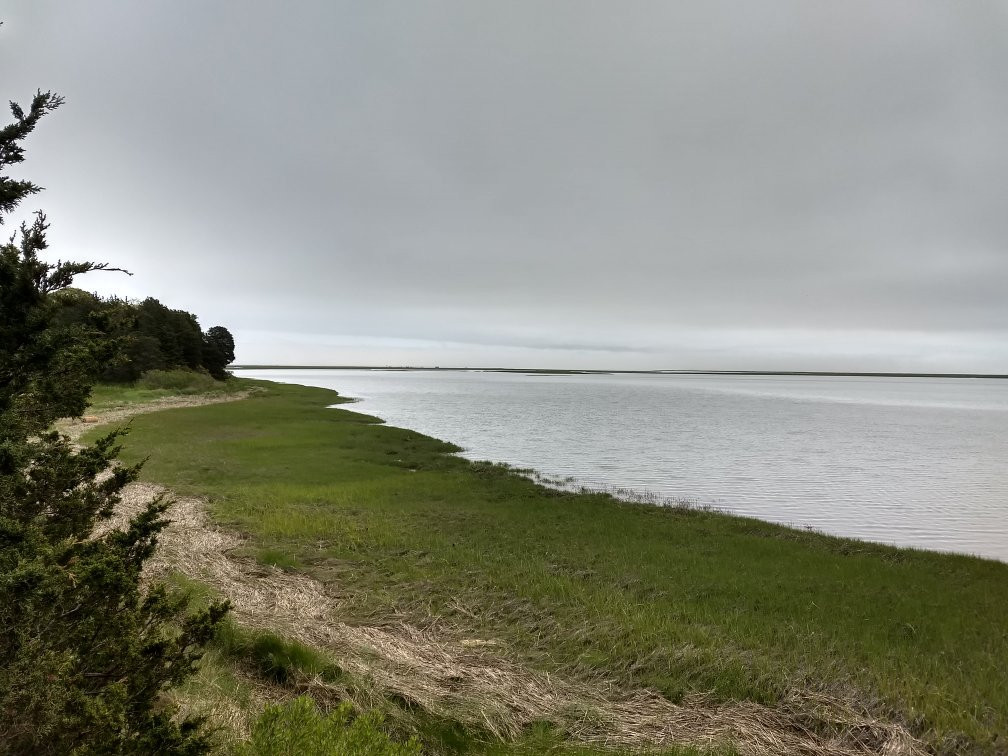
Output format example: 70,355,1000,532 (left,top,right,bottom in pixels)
84,378,1008,753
